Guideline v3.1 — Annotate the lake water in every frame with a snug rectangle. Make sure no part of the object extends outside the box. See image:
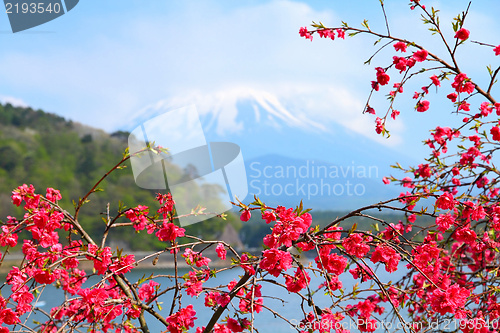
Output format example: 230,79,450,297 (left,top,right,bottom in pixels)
14,263,412,333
